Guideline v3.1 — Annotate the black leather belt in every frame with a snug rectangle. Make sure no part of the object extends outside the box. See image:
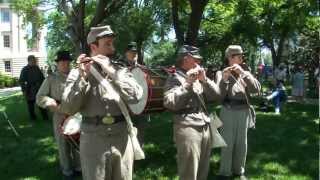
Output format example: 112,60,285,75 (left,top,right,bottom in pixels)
83,115,125,125
223,99,247,107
